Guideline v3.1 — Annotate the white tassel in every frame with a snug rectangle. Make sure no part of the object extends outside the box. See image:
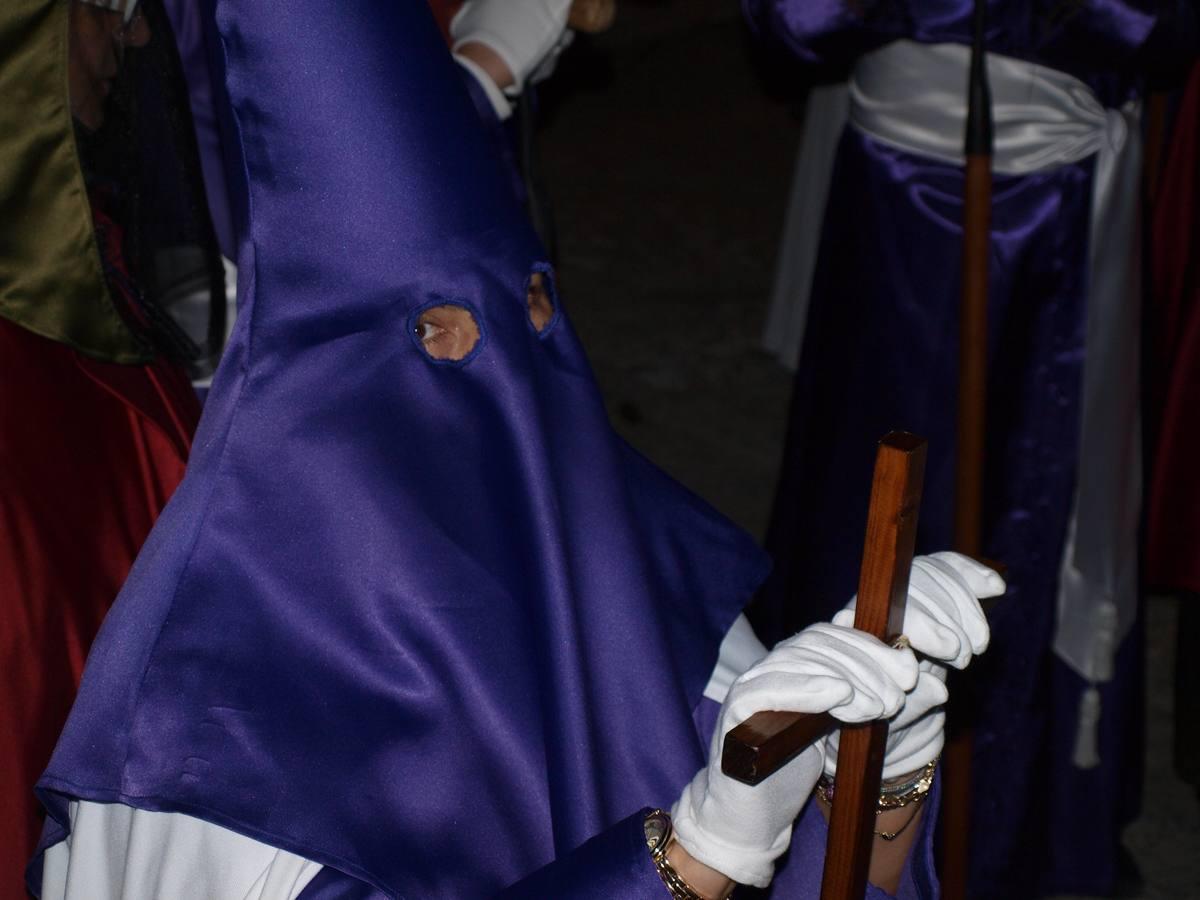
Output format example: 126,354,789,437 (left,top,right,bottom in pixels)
1071,686,1102,769
1092,602,1118,683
